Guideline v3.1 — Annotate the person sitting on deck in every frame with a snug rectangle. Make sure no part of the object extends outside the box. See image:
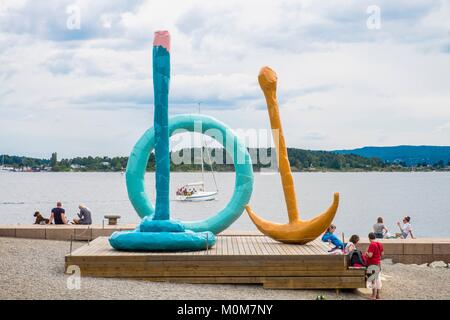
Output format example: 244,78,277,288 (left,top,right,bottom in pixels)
48,202,68,225
73,204,92,225
396,216,415,239
321,224,345,251
345,234,366,267
373,217,388,239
